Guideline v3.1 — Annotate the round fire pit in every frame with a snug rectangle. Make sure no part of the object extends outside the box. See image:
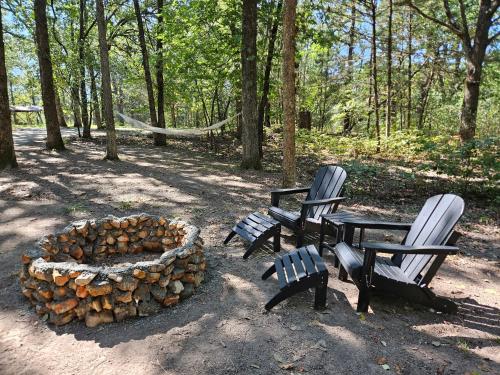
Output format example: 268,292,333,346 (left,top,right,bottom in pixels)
19,214,205,327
